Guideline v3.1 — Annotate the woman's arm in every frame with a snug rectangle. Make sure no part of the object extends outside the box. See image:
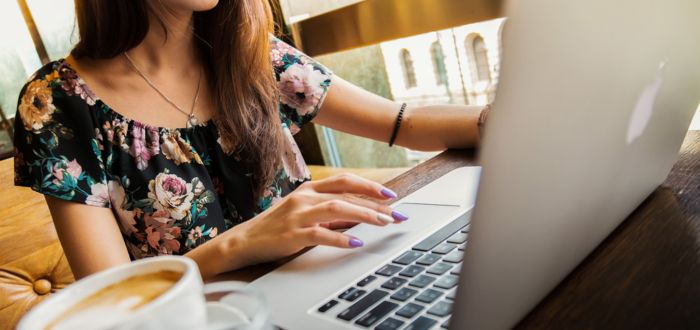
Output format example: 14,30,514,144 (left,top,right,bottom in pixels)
47,174,402,281
313,76,485,151
45,197,131,280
